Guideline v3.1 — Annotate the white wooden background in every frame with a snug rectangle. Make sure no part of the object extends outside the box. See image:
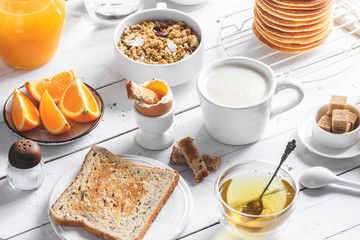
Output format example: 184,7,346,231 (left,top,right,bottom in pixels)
1,0,360,239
